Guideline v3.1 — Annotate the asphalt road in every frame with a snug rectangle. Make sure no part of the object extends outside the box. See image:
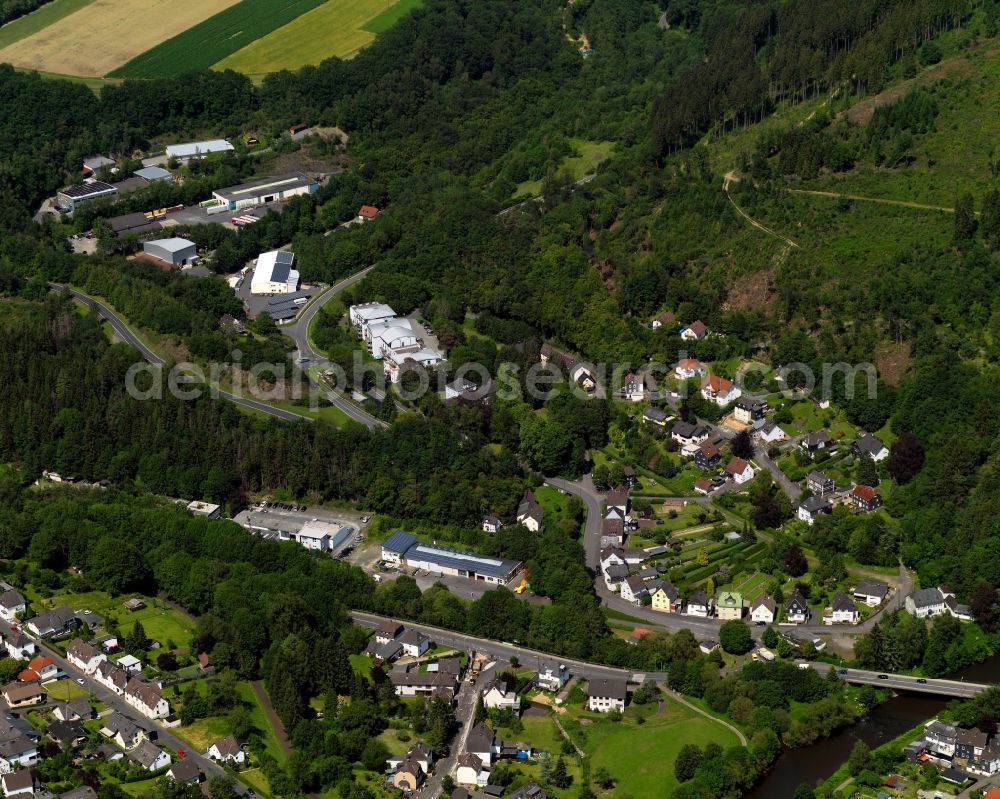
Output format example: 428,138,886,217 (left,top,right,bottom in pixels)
49,283,307,424
279,266,385,429
37,638,251,793
350,611,993,698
